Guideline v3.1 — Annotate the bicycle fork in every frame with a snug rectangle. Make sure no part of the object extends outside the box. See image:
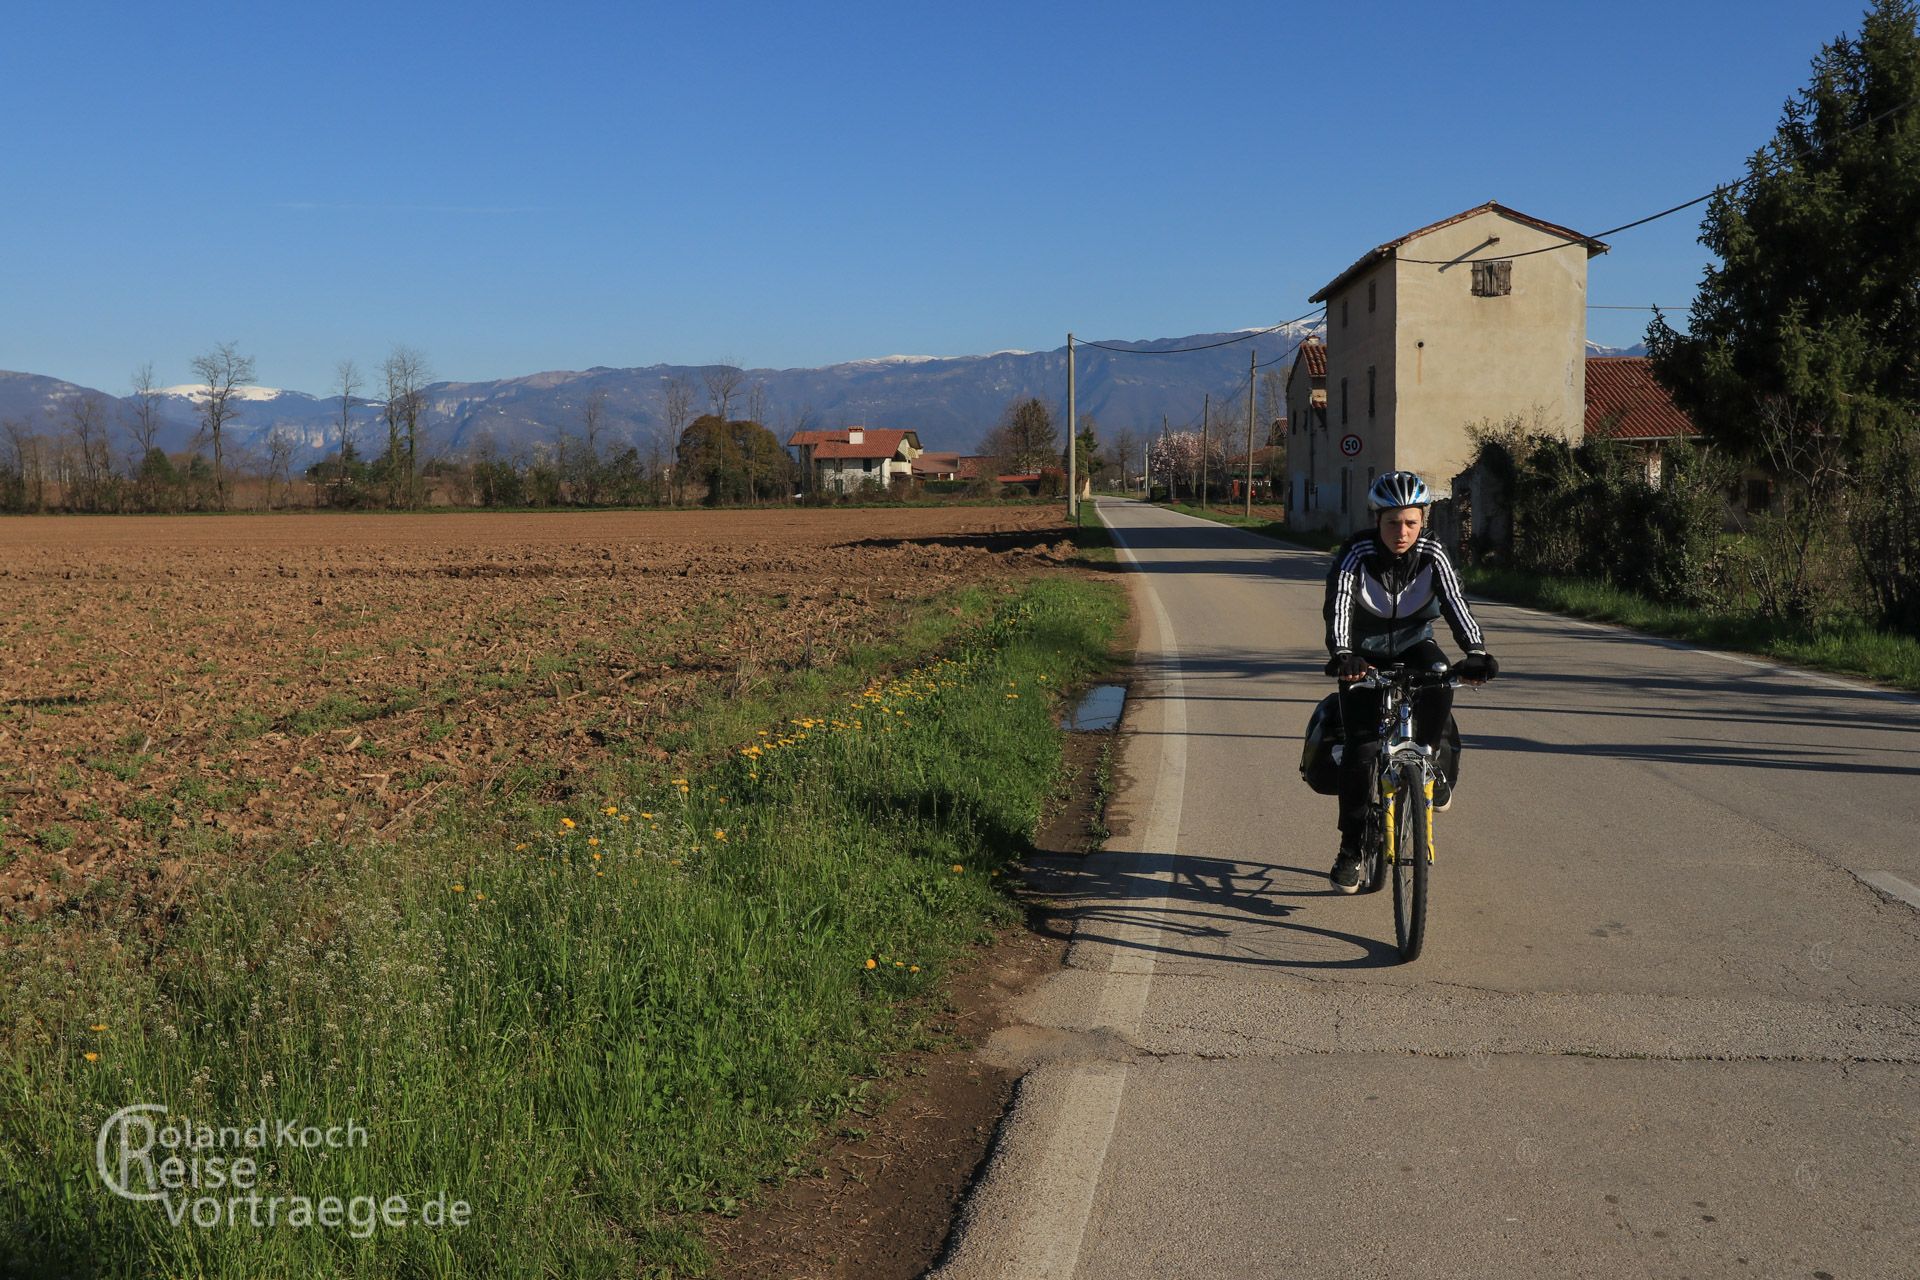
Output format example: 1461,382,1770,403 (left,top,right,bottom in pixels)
1379,769,1438,865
